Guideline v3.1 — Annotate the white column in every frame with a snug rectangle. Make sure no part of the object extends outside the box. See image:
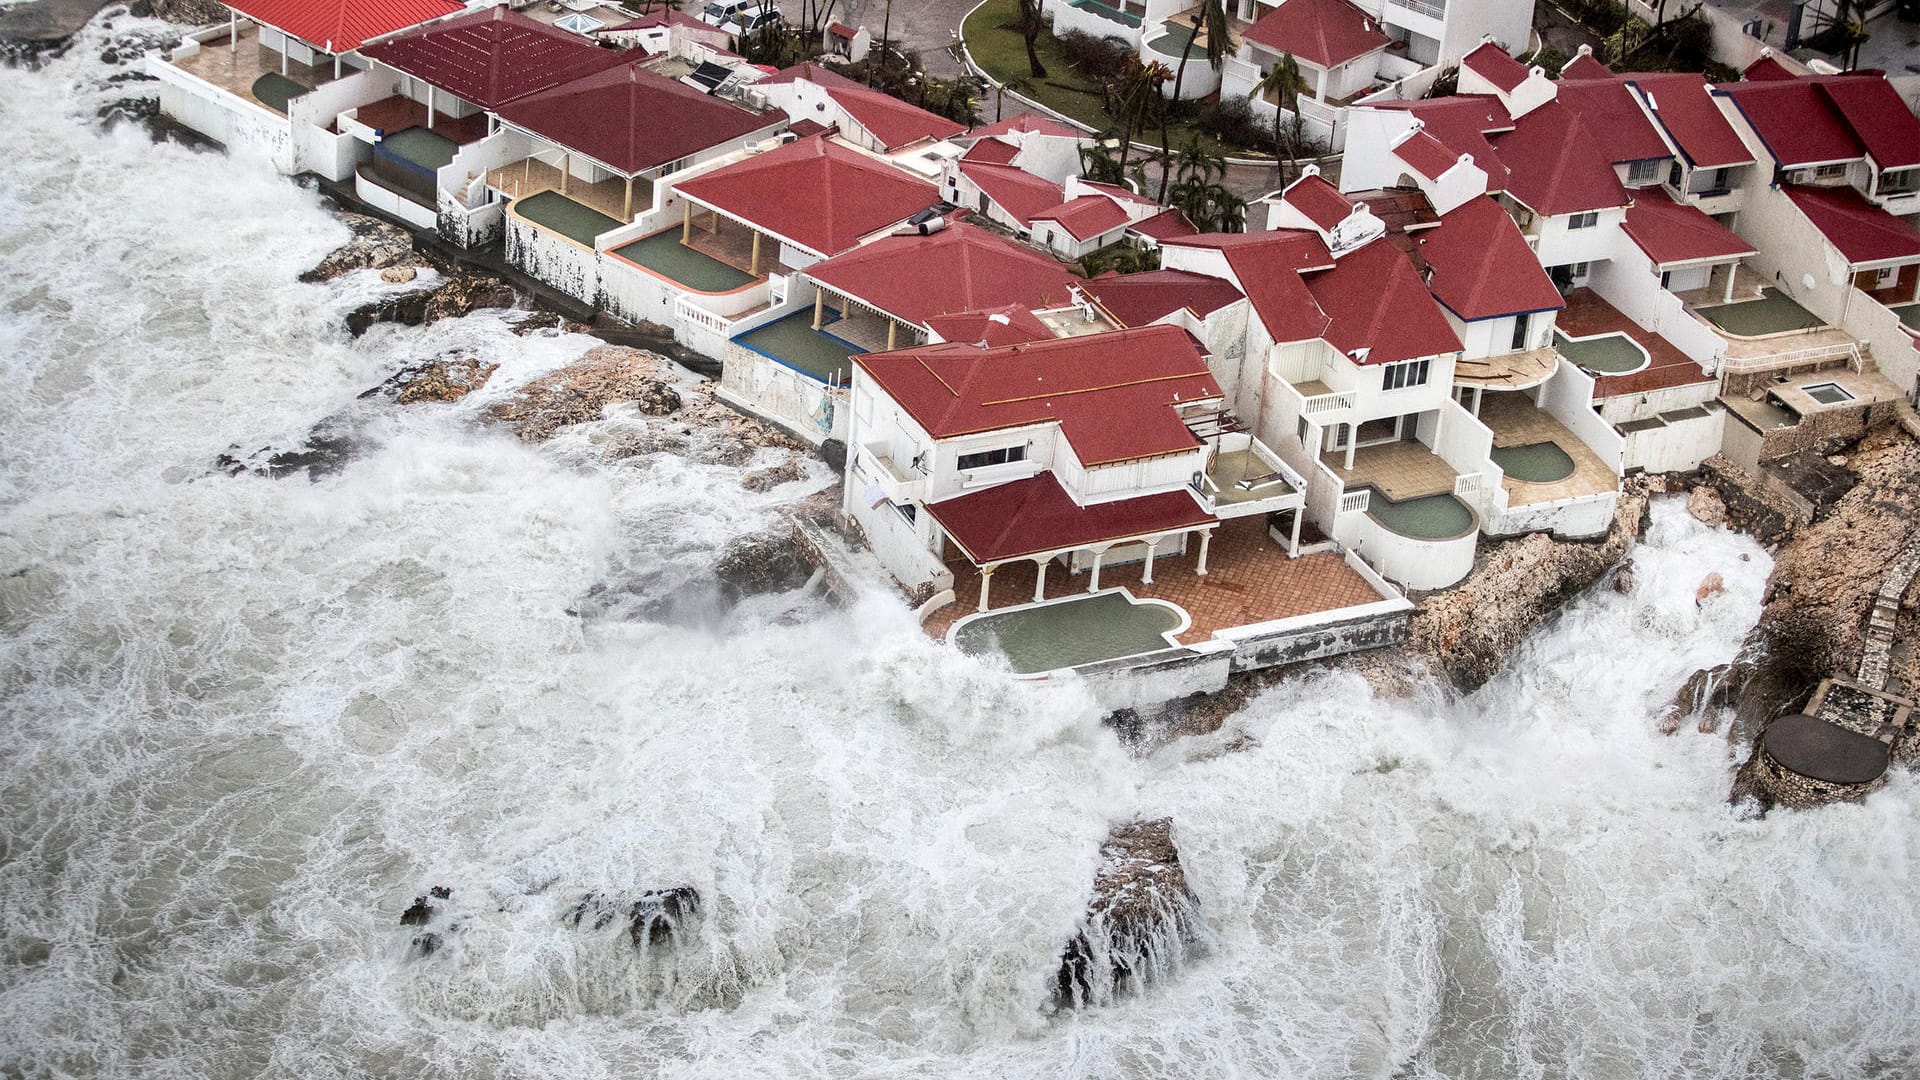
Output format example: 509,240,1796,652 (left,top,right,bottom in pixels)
1344,432,1356,471
1196,529,1212,576
977,565,995,612
1288,507,1303,557
1724,262,1737,304
1032,557,1049,602
1142,538,1160,585
281,47,288,75
1473,385,1484,417
1088,549,1106,592
426,86,435,130
229,12,236,51
333,54,340,79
